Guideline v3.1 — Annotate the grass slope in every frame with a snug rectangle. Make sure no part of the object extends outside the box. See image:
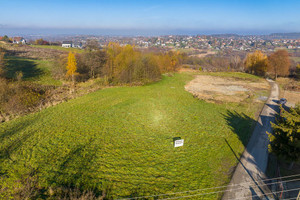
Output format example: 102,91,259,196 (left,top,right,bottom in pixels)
5,56,62,86
0,73,264,199
31,45,84,53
